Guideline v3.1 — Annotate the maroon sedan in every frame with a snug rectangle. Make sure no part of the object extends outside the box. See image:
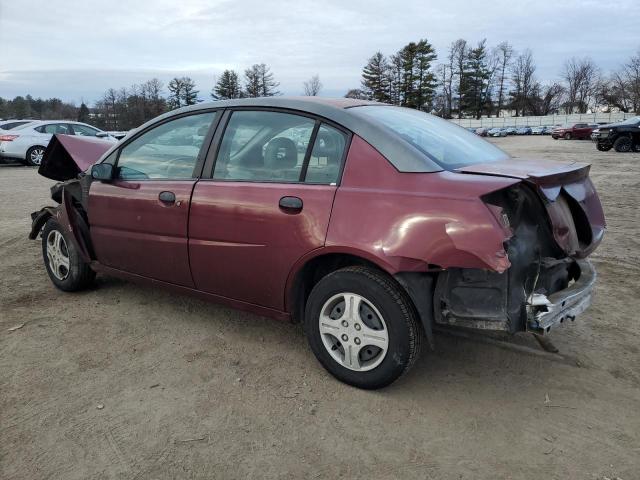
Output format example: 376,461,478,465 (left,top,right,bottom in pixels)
30,98,605,389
